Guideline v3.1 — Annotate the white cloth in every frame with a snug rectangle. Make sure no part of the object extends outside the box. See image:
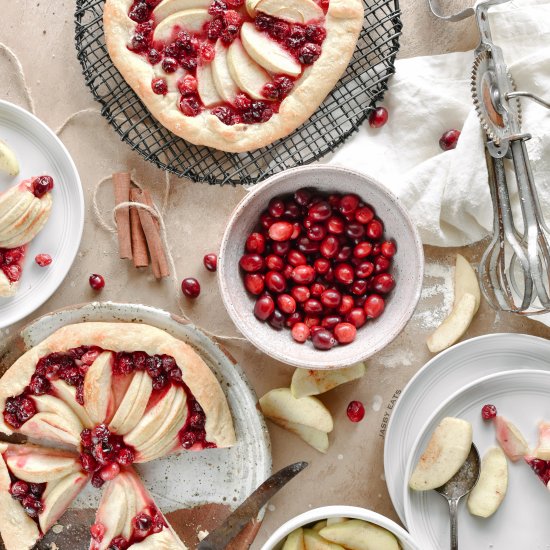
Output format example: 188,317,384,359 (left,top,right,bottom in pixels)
328,0,550,248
